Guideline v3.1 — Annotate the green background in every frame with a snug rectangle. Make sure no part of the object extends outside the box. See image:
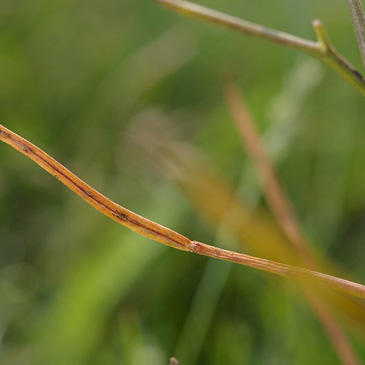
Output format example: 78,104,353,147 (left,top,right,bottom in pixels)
0,0,364,364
